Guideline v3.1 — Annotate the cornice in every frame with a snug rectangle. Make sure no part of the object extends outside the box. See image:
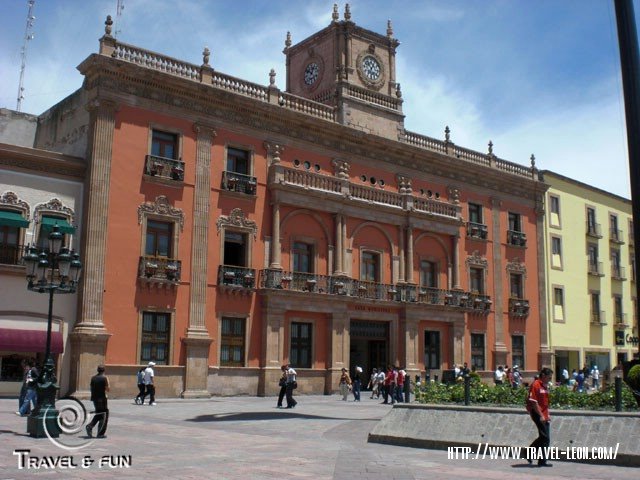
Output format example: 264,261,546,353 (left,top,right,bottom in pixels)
0,142,86,179
79,56,543,202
